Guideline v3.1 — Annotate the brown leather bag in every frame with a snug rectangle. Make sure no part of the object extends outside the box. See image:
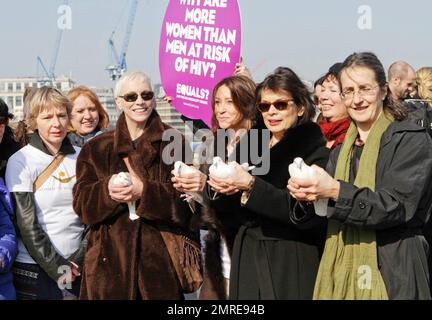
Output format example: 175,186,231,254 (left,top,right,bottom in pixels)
33,154,66,192
122,157,203,293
